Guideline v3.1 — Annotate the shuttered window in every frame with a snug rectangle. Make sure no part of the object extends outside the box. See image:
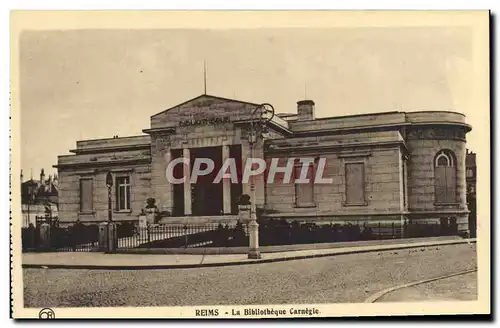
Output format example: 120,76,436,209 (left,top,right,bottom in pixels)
79,178,93,212
345,162,366,205
435,150,457,203
294,162,315,207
